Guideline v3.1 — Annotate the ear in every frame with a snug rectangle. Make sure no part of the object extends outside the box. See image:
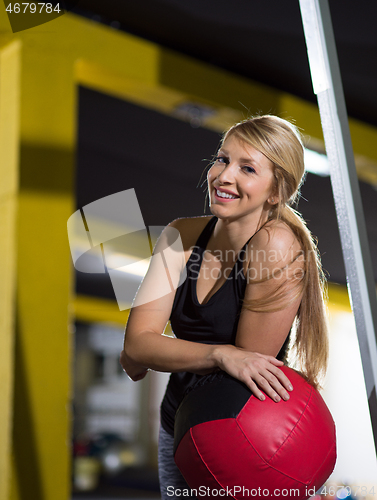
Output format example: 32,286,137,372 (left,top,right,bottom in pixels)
268,192,279,205
268,176,279,205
